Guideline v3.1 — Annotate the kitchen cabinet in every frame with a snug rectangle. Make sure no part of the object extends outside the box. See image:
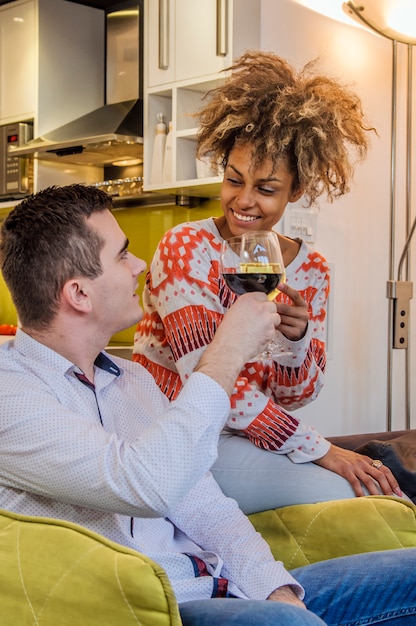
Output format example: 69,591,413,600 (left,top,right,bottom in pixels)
147,0,260,88
147,0,175,88
144,76,224,197
0,1,35,123
0,0,104,135
144,0,260,197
